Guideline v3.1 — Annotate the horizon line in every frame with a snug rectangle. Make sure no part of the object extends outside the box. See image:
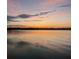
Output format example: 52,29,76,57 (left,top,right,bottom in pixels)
7,27,71,30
